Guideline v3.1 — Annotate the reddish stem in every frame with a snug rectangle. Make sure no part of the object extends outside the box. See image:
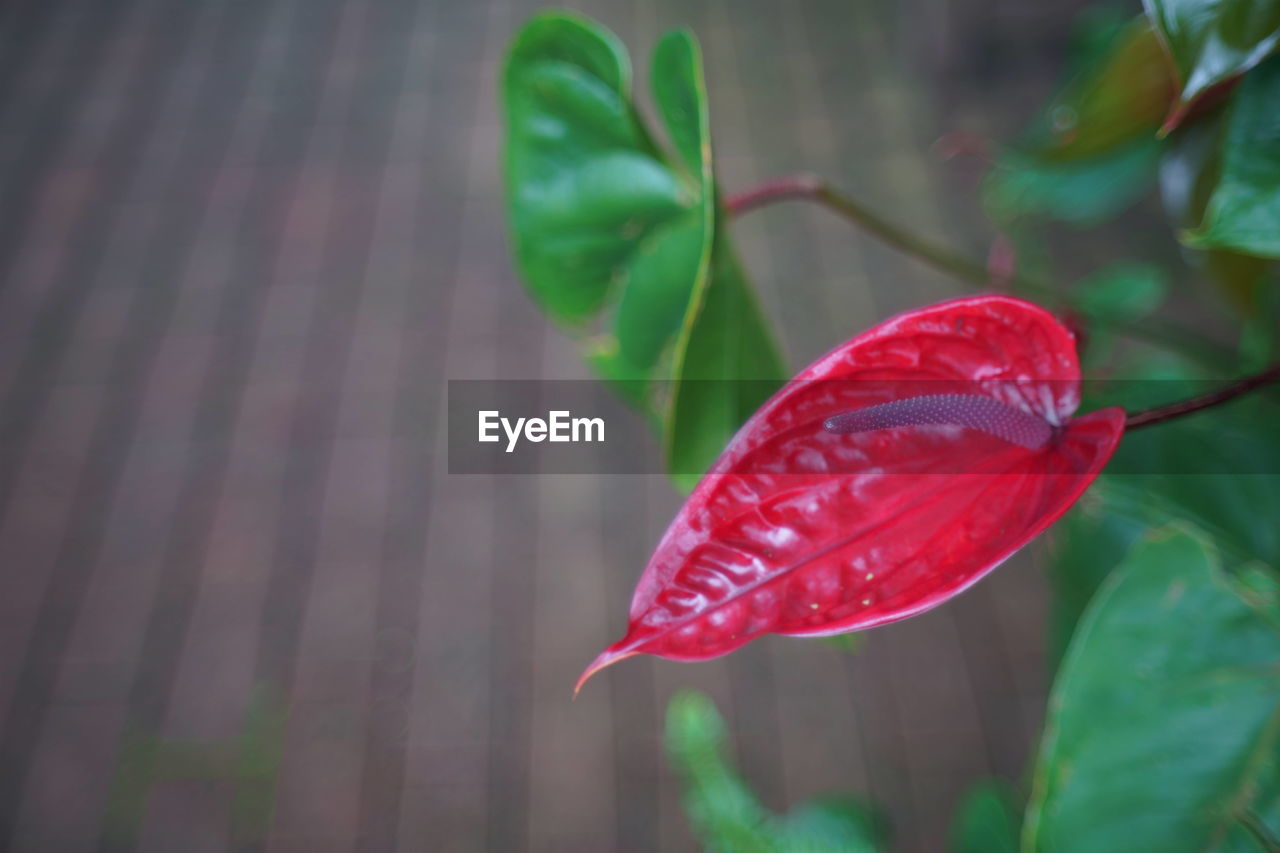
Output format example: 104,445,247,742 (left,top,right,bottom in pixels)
723,173,1233,368
724,174,825,215
1124,364,1280,430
